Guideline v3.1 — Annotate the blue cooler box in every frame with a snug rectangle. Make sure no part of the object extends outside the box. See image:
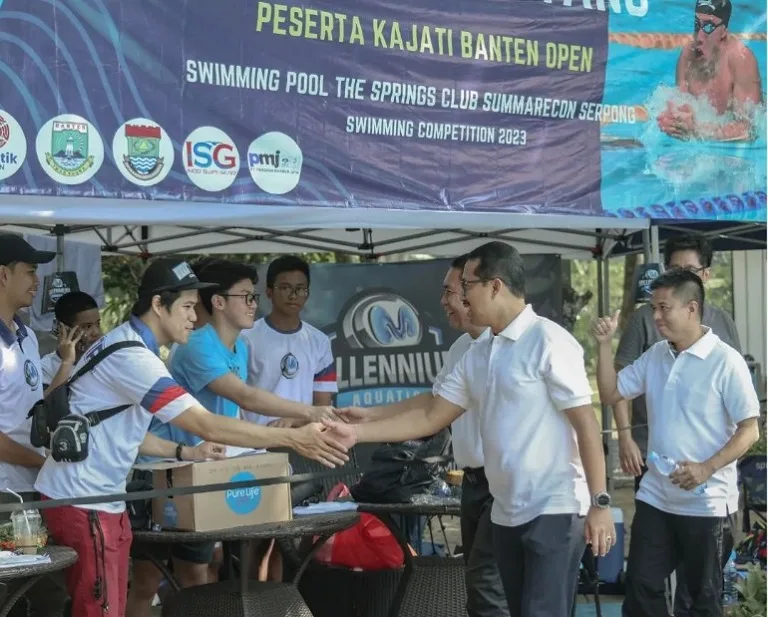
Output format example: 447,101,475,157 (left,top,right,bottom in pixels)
598,508,625,584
